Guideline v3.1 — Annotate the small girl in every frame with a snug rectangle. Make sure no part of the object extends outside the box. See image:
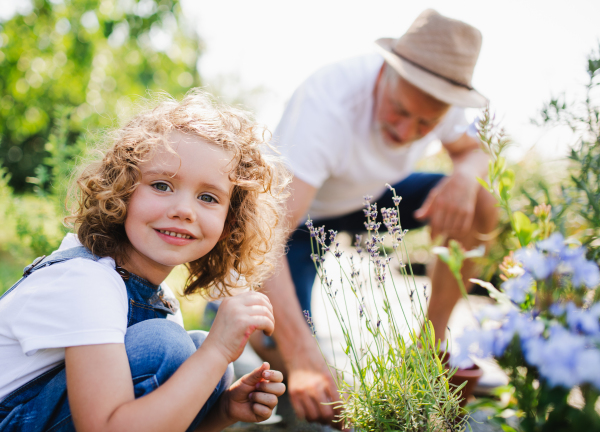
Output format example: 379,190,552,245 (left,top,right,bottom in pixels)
0,90,290,432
